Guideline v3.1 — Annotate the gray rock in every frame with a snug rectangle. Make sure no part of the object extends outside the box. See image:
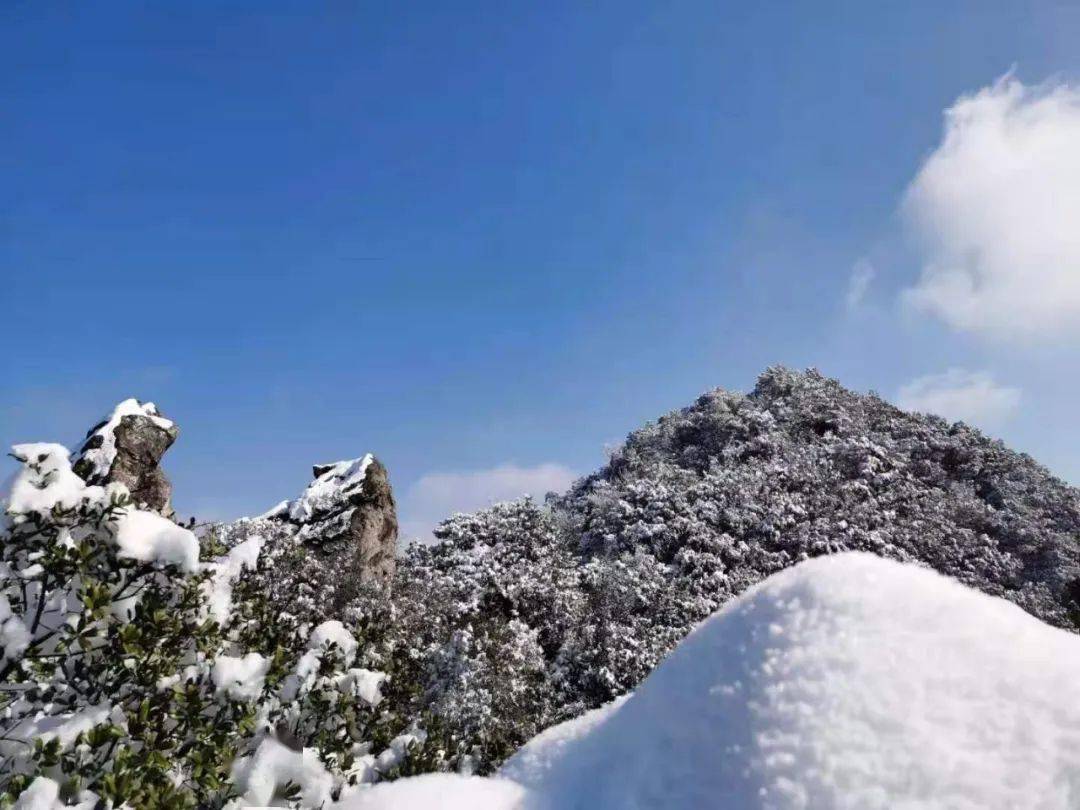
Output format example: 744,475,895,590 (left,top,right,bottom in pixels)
268,454,398,598
72,399,179,517
345,457,398,584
